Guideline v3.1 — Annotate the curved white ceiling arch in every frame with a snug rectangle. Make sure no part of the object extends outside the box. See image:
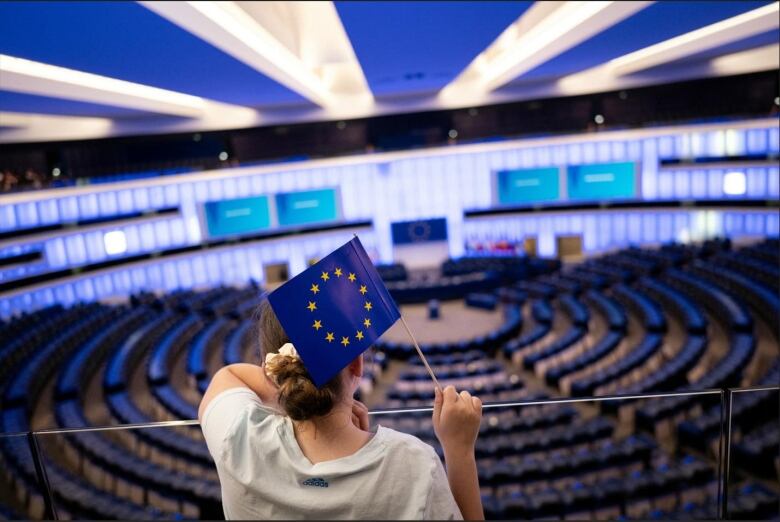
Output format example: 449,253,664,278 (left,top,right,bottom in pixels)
0,1,777,143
